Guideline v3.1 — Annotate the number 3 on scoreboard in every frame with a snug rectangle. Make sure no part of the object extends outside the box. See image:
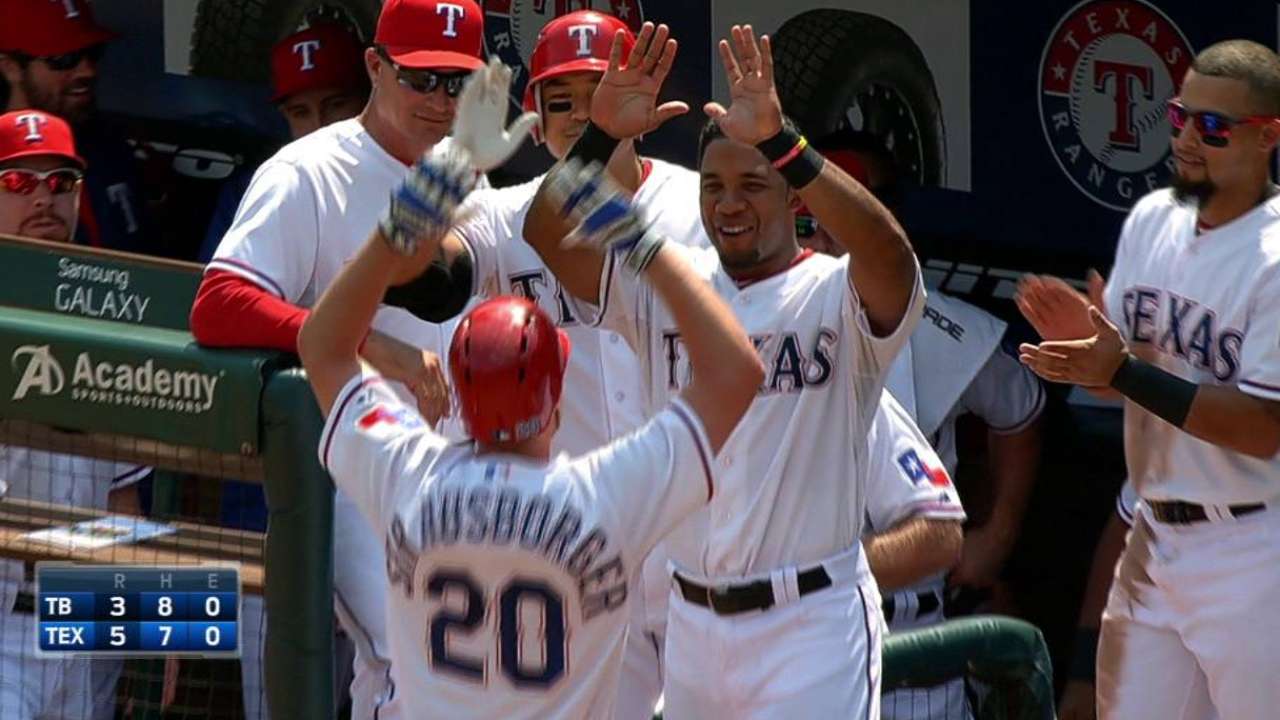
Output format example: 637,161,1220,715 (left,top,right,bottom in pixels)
426,570,566,688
